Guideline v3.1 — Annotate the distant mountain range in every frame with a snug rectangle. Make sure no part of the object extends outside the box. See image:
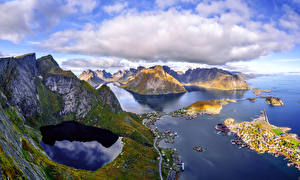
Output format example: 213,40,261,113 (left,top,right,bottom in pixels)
79,65,249,95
